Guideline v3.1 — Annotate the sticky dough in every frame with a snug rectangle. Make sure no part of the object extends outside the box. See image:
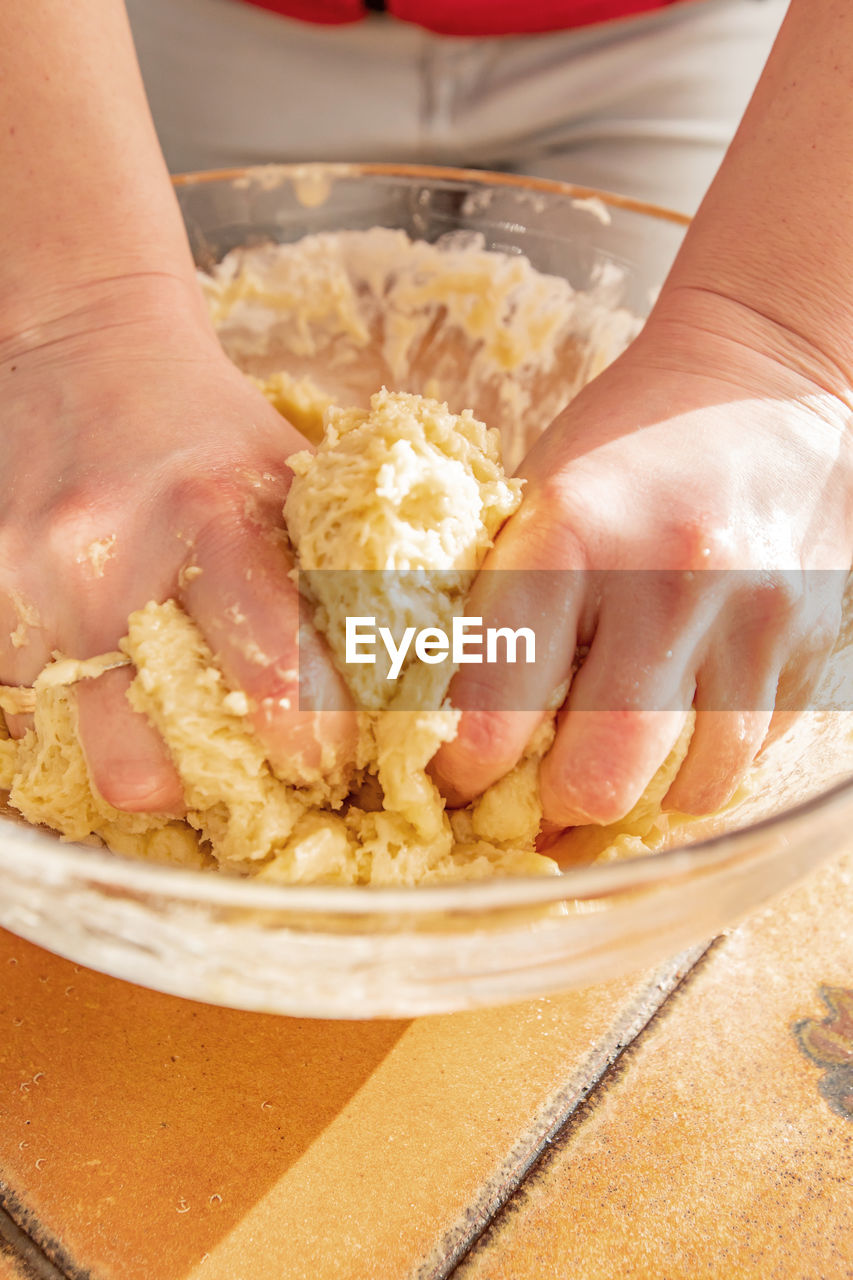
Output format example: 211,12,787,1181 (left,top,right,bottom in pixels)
0,230,711,884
